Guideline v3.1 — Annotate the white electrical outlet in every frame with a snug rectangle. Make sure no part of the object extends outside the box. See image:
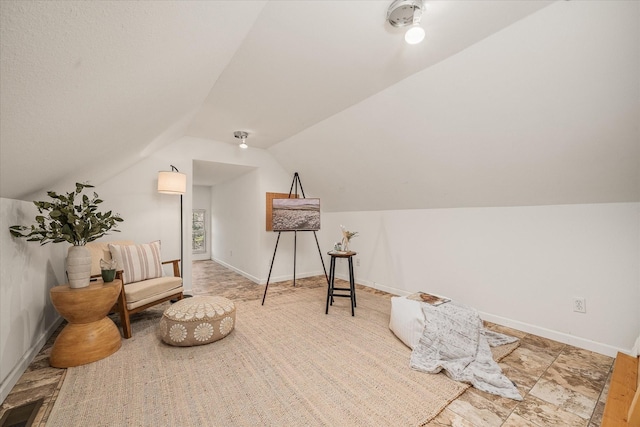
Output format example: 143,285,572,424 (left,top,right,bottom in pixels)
573,297,586,313
356,258,360,267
